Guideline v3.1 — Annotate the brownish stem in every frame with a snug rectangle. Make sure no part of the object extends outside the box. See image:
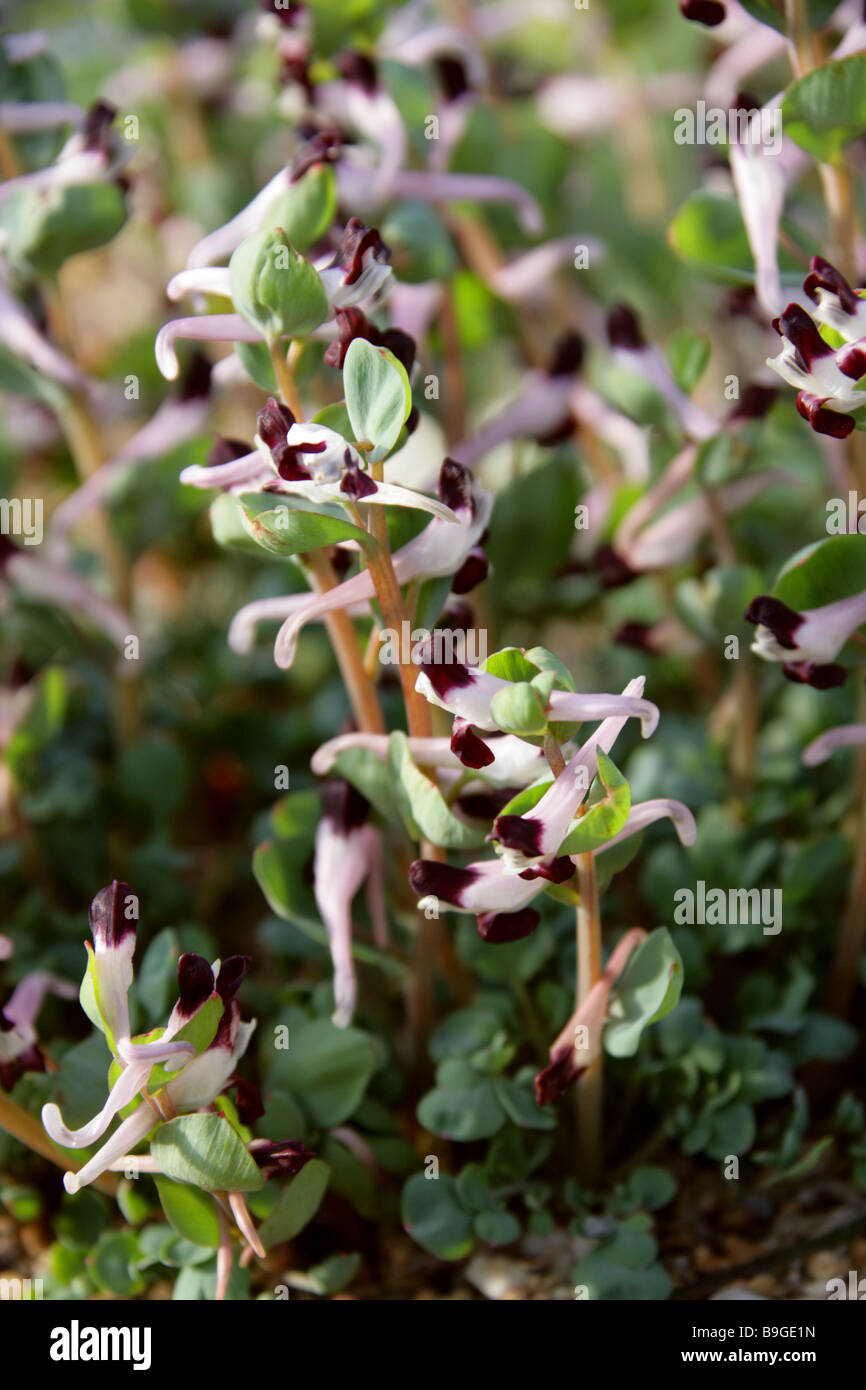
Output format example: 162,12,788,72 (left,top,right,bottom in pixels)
0,1091,118,1196
304,550,385,735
